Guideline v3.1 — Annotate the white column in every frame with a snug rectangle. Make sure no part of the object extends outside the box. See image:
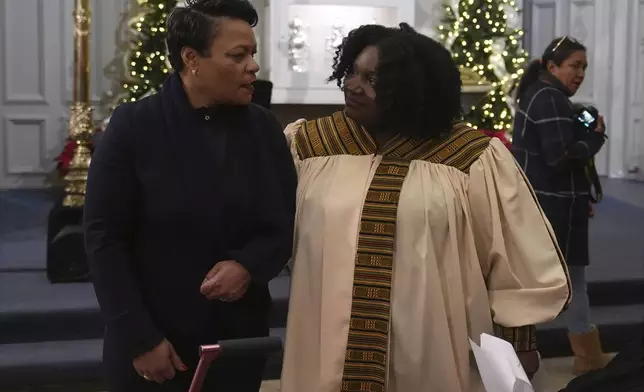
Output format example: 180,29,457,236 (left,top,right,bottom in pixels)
588,0,614,176
606,0,631,178
625,0,644,181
